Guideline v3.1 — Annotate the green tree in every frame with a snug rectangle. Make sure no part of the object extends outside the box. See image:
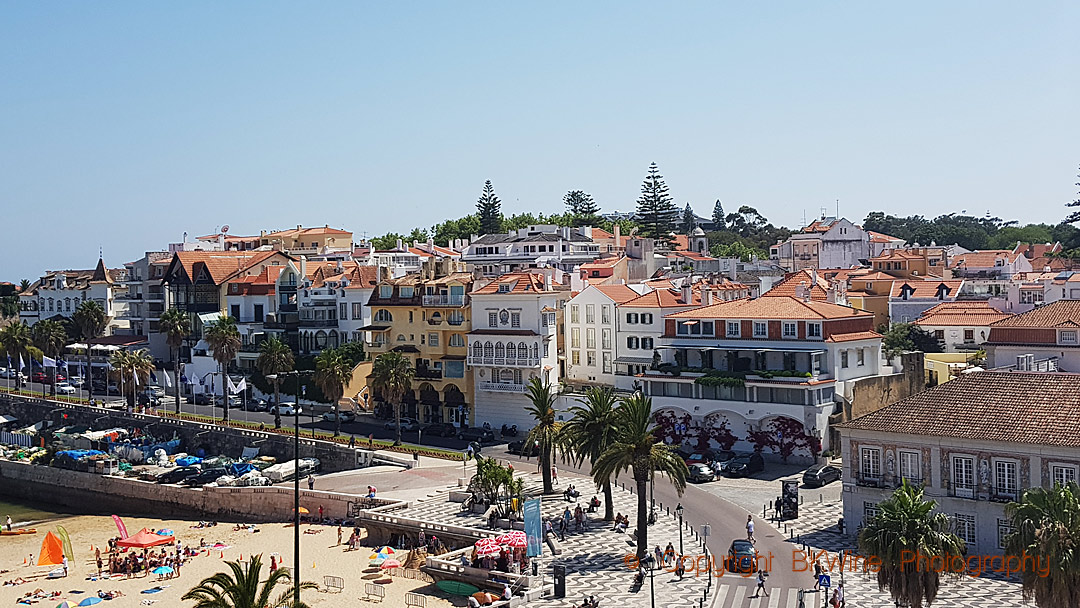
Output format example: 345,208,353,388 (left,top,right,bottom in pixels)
561,386,620,521
523,378,562,495
72,300,107,402
564,190,600,226
205,317,241,422
592,391,688,558
182,553,314,608
370,233,407,251
335,341,365,367
476,180,504,235
159,308,192,414
18,279,31,293
431,214,483,247
108,349,151,407
256,336,294,429
710,240,765,262
1004,482,1080,607
1063,164,1080,224
0,321,33,380
882,323,943,359
30,319,67,394
711,199,725,230
370,352,414,445
635,162,677,244
680,203,697,234
858,481,964,608
314,348,352,436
